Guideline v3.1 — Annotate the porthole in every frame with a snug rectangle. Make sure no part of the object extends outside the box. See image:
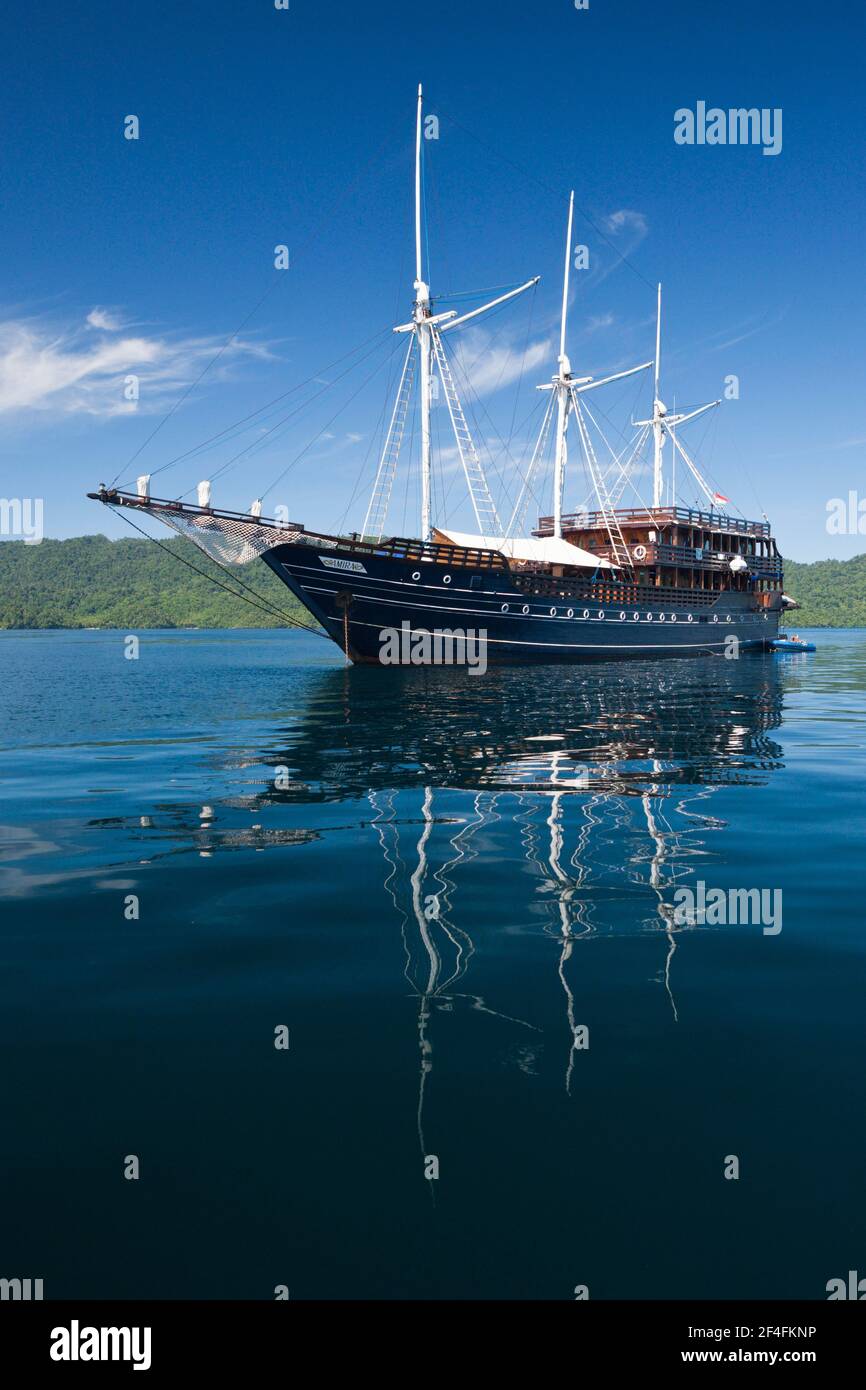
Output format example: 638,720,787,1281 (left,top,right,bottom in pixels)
597,610,605,620
501,603,510,613
670,614,677,623
687,614,693,623
582,609,589,619
567,608,574,619
619,612,626,621
411,570,420,581
443,574,451,585
646,614,653,622
633,612,640,621
549,607,557,617
522,604,530,615
659,614,666,623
